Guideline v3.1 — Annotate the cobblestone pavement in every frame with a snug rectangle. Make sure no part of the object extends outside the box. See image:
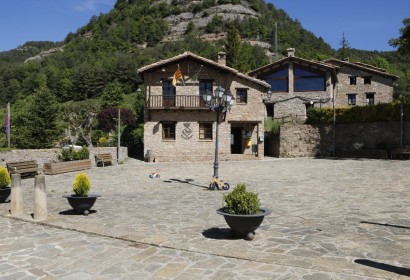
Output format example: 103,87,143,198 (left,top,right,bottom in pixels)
0,157,409,279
